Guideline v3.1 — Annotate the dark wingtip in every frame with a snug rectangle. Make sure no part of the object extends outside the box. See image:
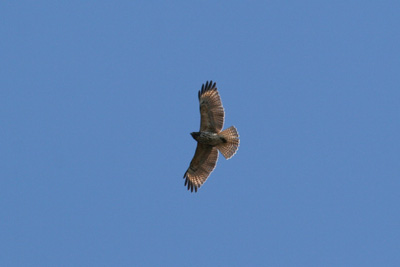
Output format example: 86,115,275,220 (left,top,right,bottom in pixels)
183,175,198,193
198,80,217,99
